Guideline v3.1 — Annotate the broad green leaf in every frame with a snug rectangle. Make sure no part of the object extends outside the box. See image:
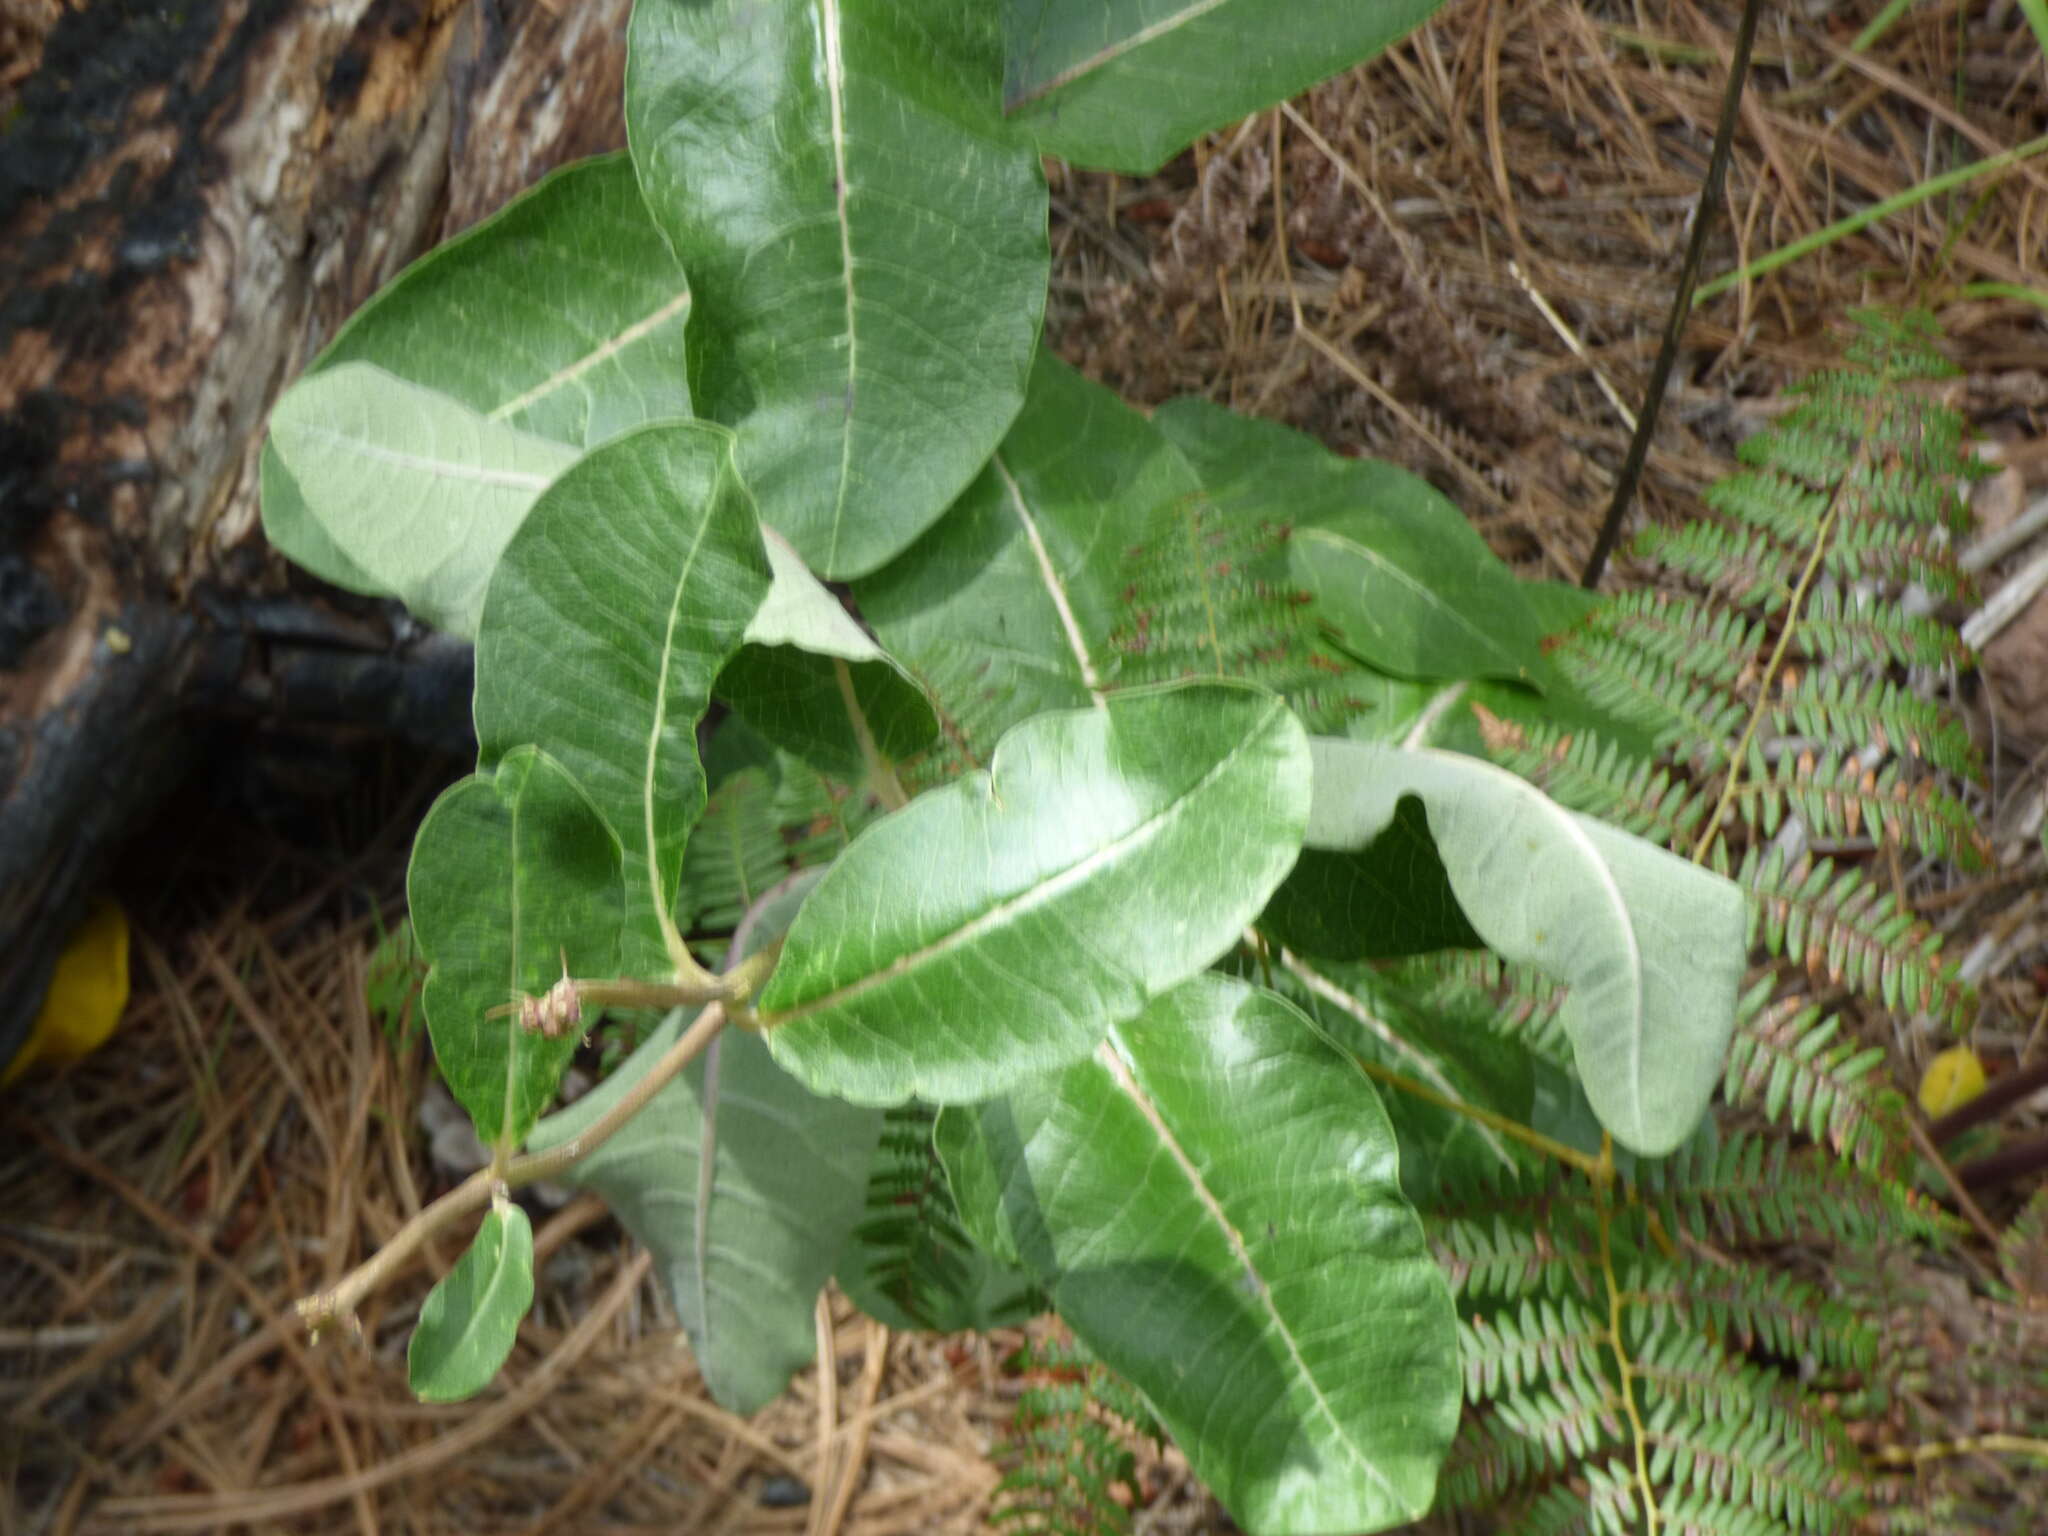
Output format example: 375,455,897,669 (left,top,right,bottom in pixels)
263,154,693,611
307,153,693,446
527,873,882,1412
937,975,1459,1533
1002,0,1448,174
474,423,771,971
407,1198,535,1403
718,529,938,780
409,746,623,1148
1304,737,1746,1154
1154,398,1551,687
758,682,1311,1105
856,351,1200,757
267,364,577,637
627,0,1049,577
1257,796,1482,960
